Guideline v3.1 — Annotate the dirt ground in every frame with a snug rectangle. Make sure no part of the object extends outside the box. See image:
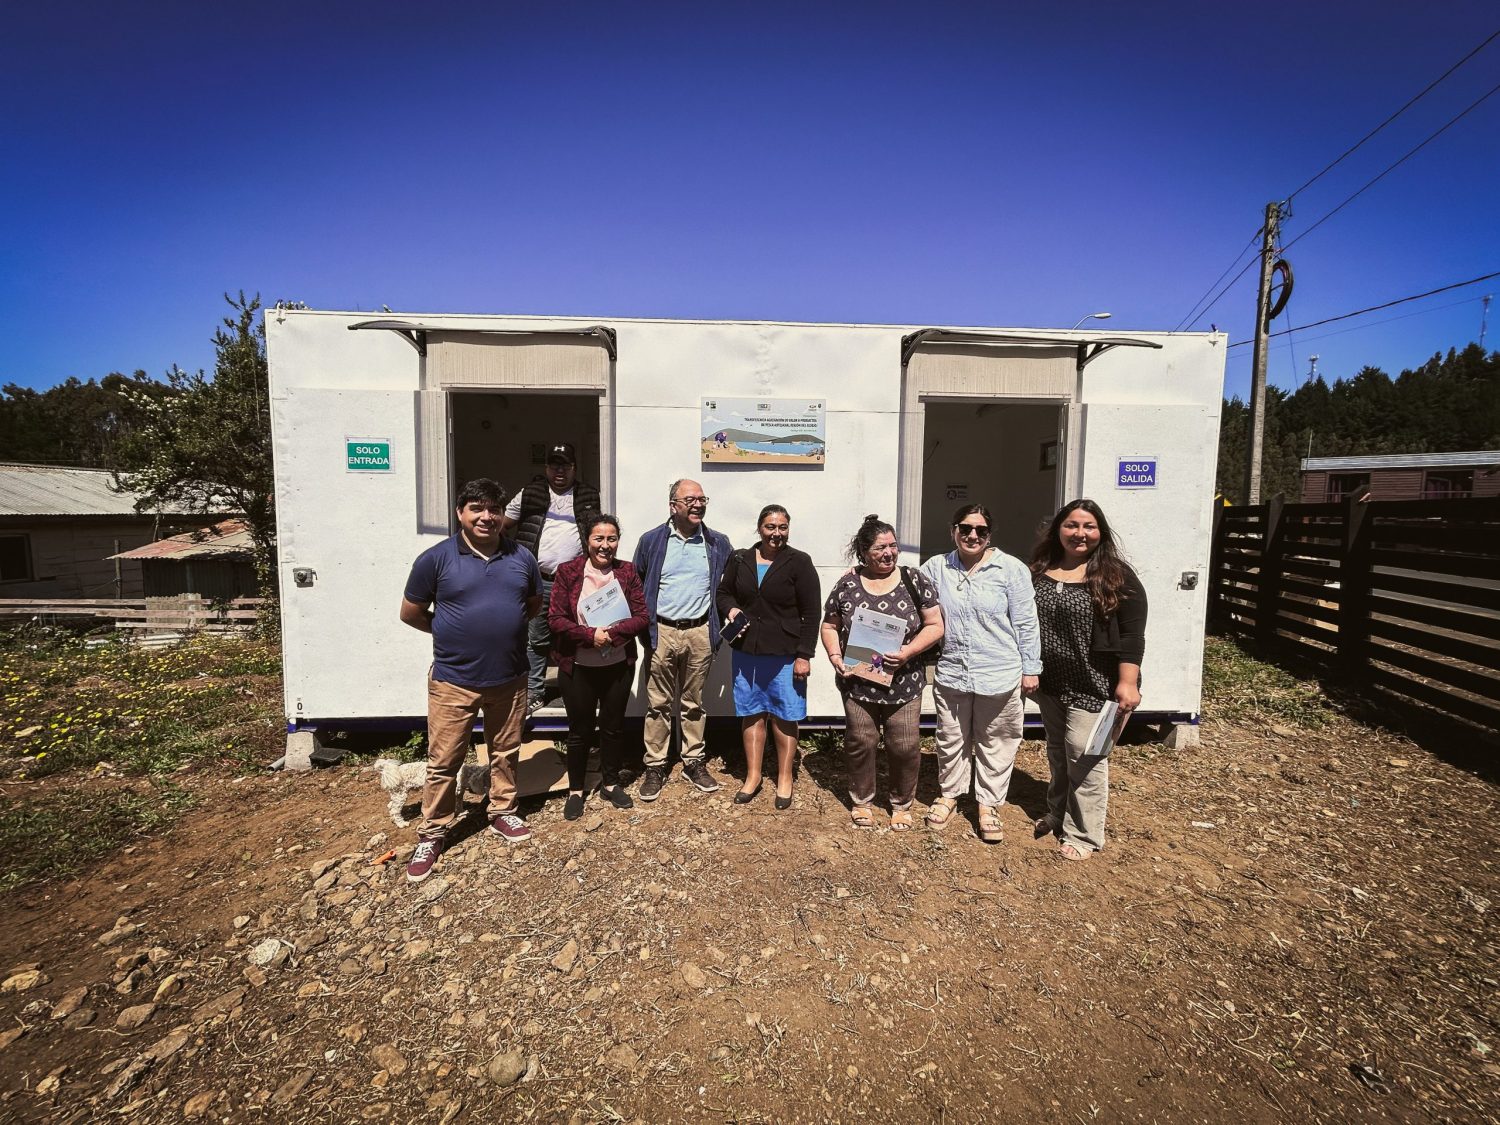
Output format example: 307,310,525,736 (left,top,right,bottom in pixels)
1,707,1496,1123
